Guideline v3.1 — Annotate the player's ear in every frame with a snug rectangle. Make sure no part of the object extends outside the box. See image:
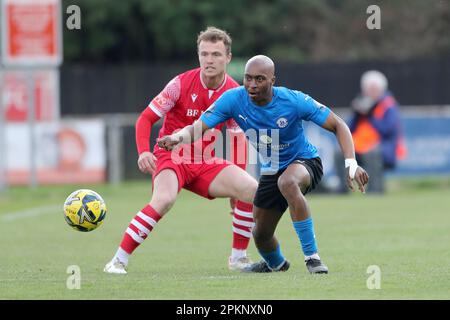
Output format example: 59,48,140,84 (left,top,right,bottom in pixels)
271,76,276,85
226,52,232,64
